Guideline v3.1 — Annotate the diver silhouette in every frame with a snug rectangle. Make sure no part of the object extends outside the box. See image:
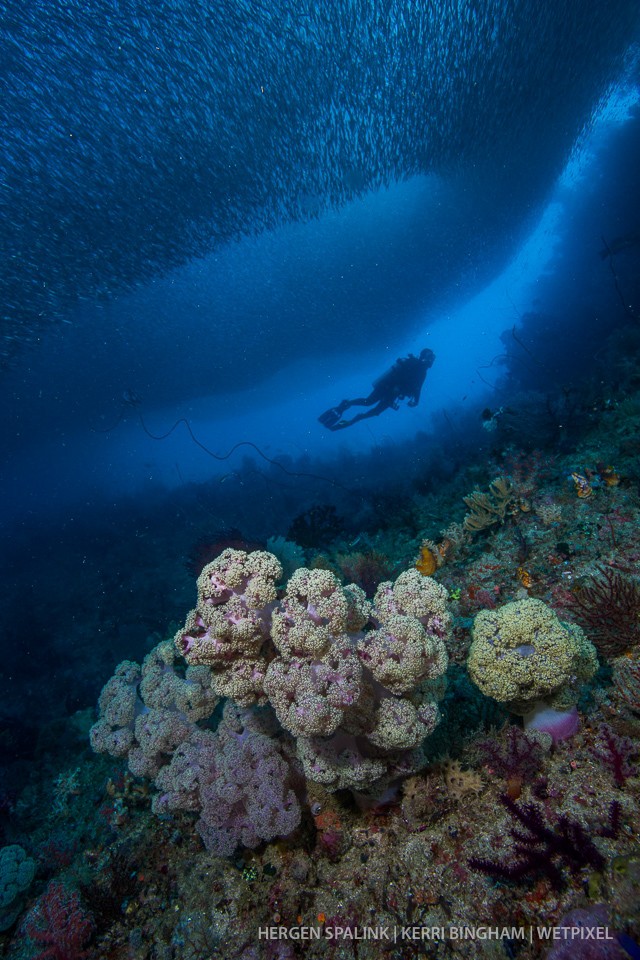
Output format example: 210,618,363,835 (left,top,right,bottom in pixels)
319,348,435,431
